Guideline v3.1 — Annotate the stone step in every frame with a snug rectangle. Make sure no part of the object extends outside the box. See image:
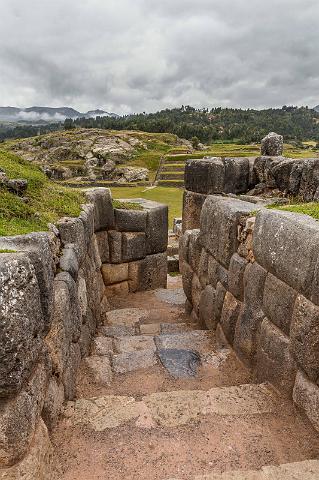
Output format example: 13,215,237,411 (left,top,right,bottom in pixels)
159,172,185,180
167,459,319,480
157,180,185,188
97,330,220,375
99,307,193,338
69,383,278,431
161,164,186,172
164,158,187,164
